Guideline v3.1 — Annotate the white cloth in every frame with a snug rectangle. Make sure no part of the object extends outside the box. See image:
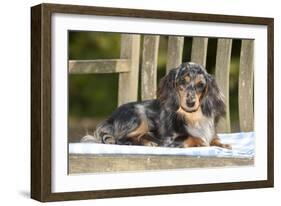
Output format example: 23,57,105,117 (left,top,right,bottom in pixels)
69,132,254,158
